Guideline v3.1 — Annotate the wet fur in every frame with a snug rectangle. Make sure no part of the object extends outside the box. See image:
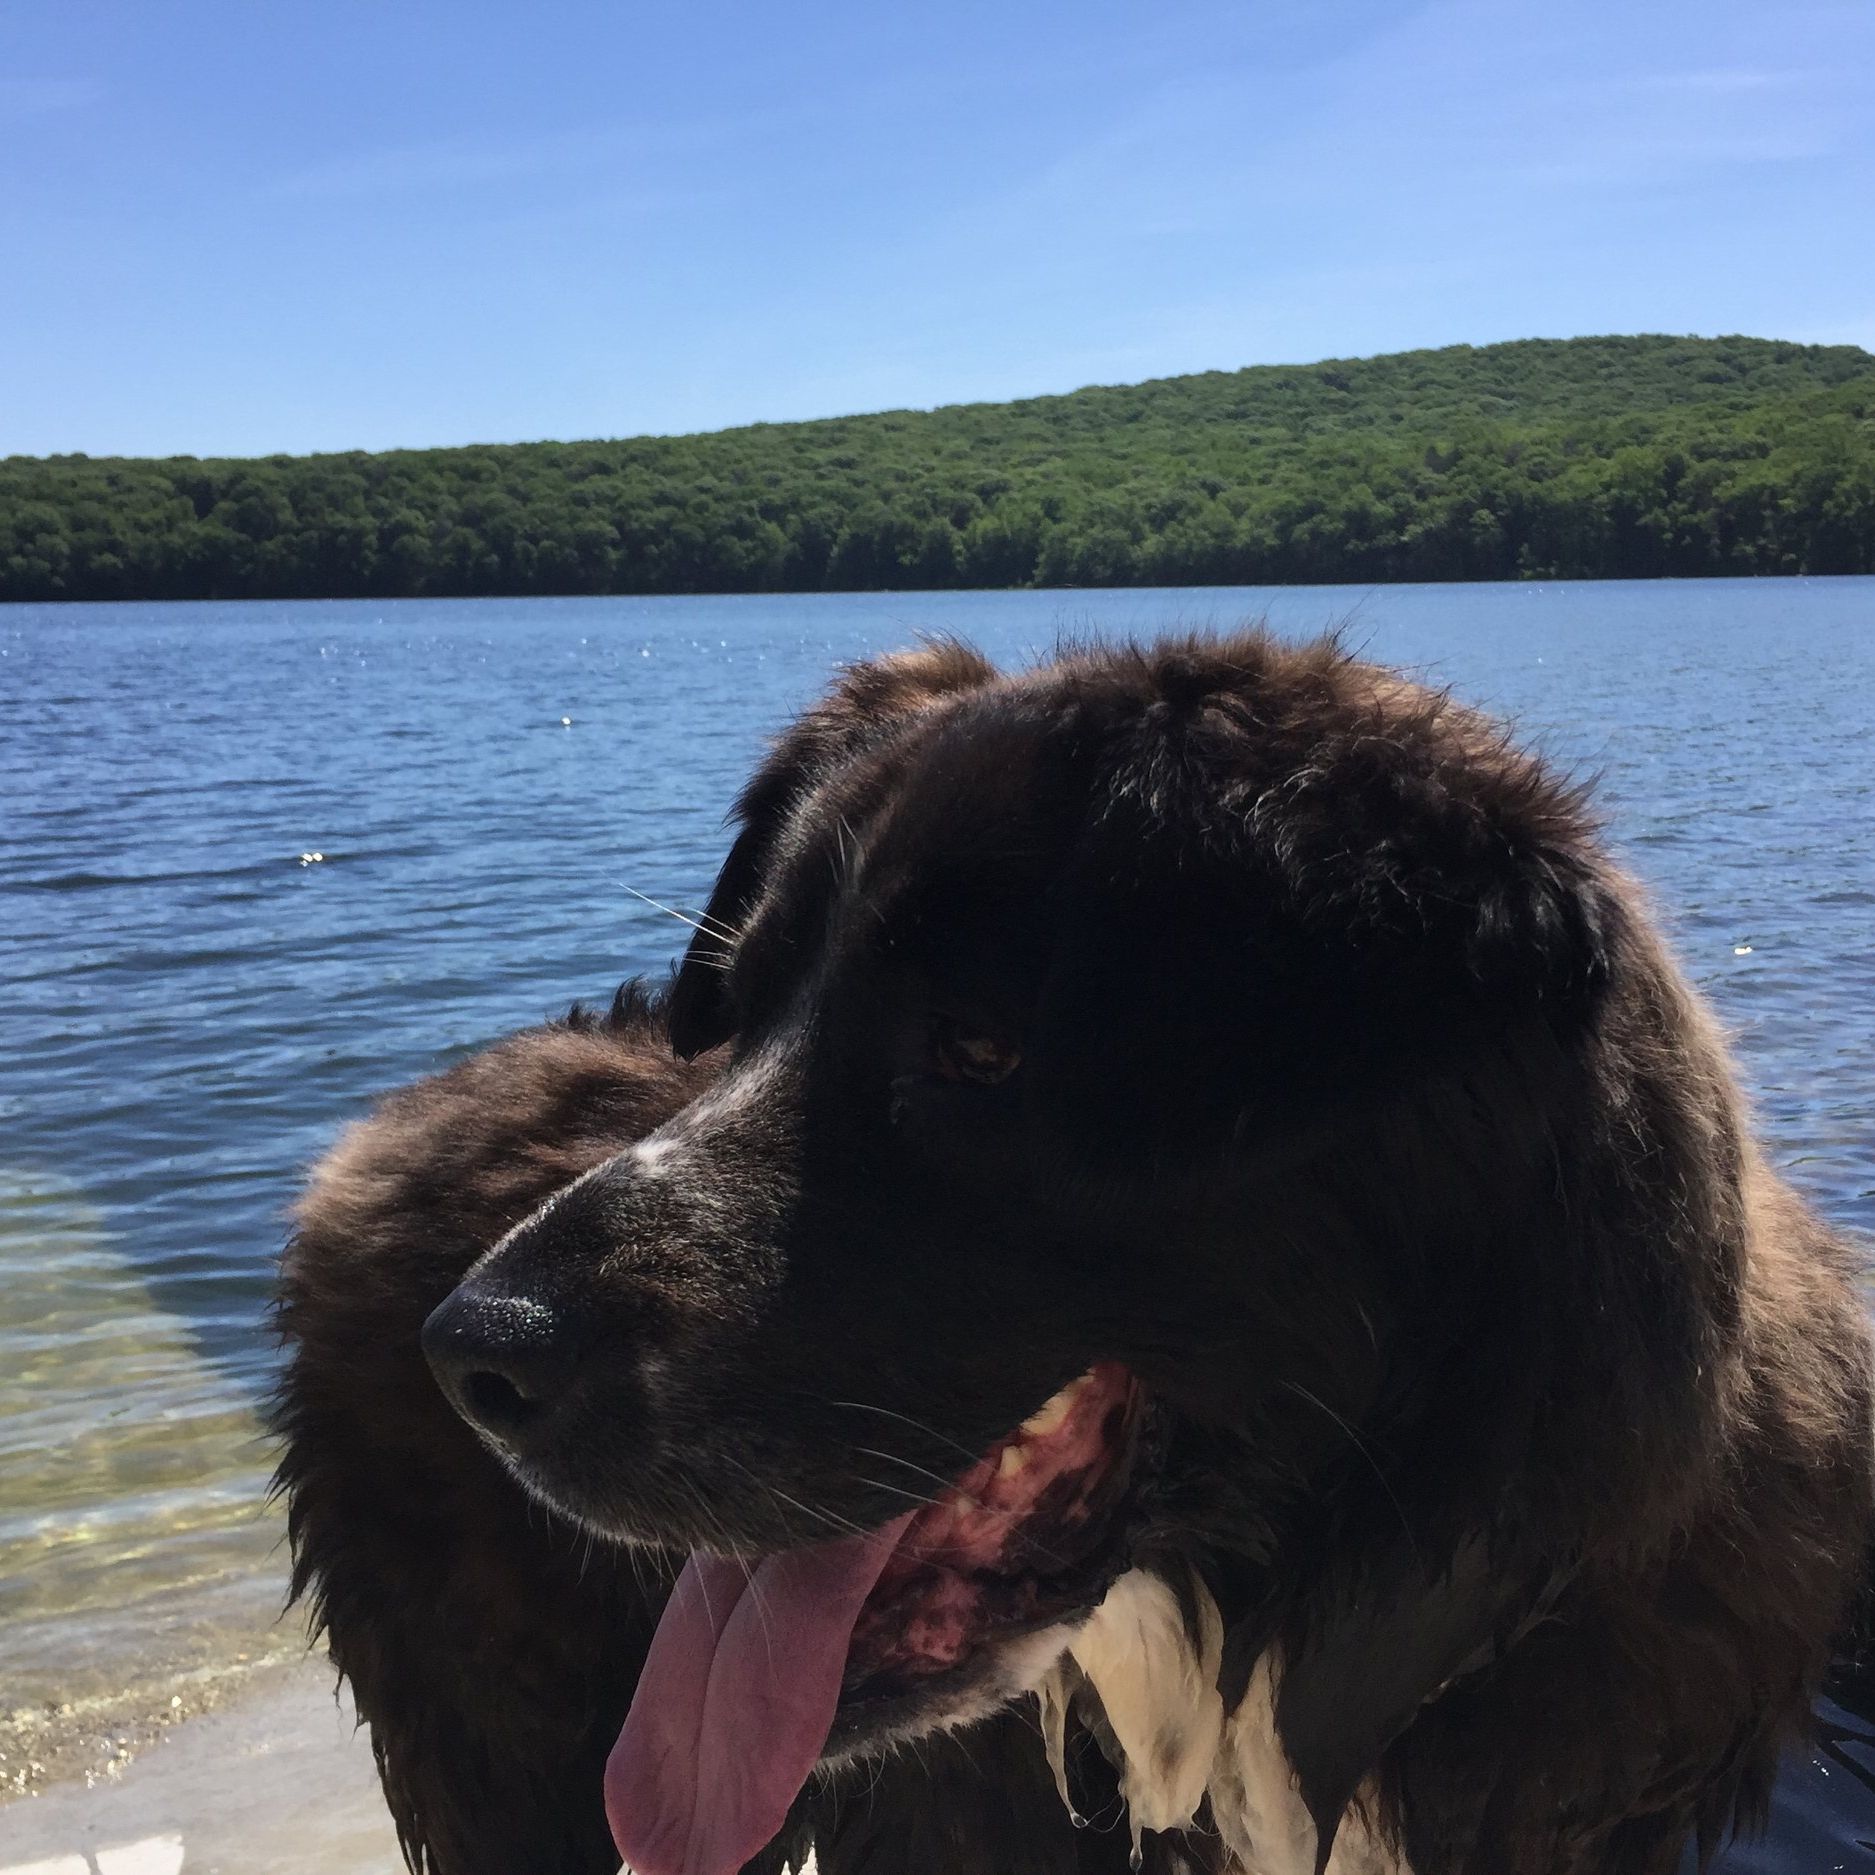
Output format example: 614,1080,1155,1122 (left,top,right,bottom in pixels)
274,988,1134,1875
275,633,1873,1875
